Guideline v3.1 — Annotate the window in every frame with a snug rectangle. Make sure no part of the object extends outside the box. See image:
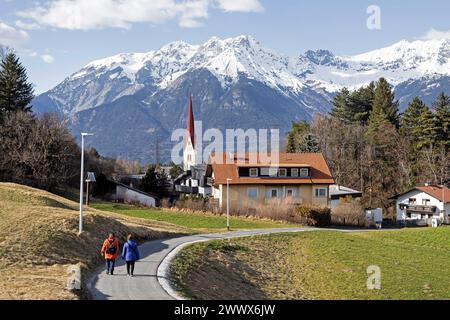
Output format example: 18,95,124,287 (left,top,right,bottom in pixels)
286,189,294,198
300,168,309,178
269,168,278,177
271,189,279,198
260,168,269,176
409,198,417,204
279,168,287,177
315,188,327,198
291,168,299,177
249,168,258,177
422,199,431,206
247,188,258,199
